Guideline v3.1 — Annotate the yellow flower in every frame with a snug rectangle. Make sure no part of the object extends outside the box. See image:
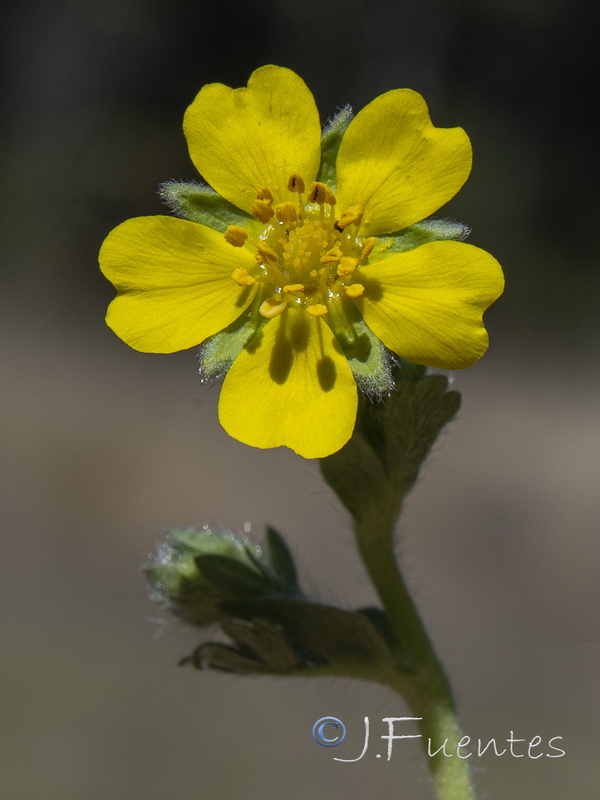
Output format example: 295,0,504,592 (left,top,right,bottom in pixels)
100,66,504,459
